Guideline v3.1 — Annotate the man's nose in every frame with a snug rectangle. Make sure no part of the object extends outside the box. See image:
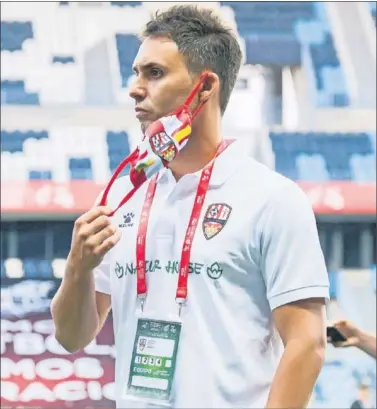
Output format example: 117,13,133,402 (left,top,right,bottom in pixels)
129,76,147,102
